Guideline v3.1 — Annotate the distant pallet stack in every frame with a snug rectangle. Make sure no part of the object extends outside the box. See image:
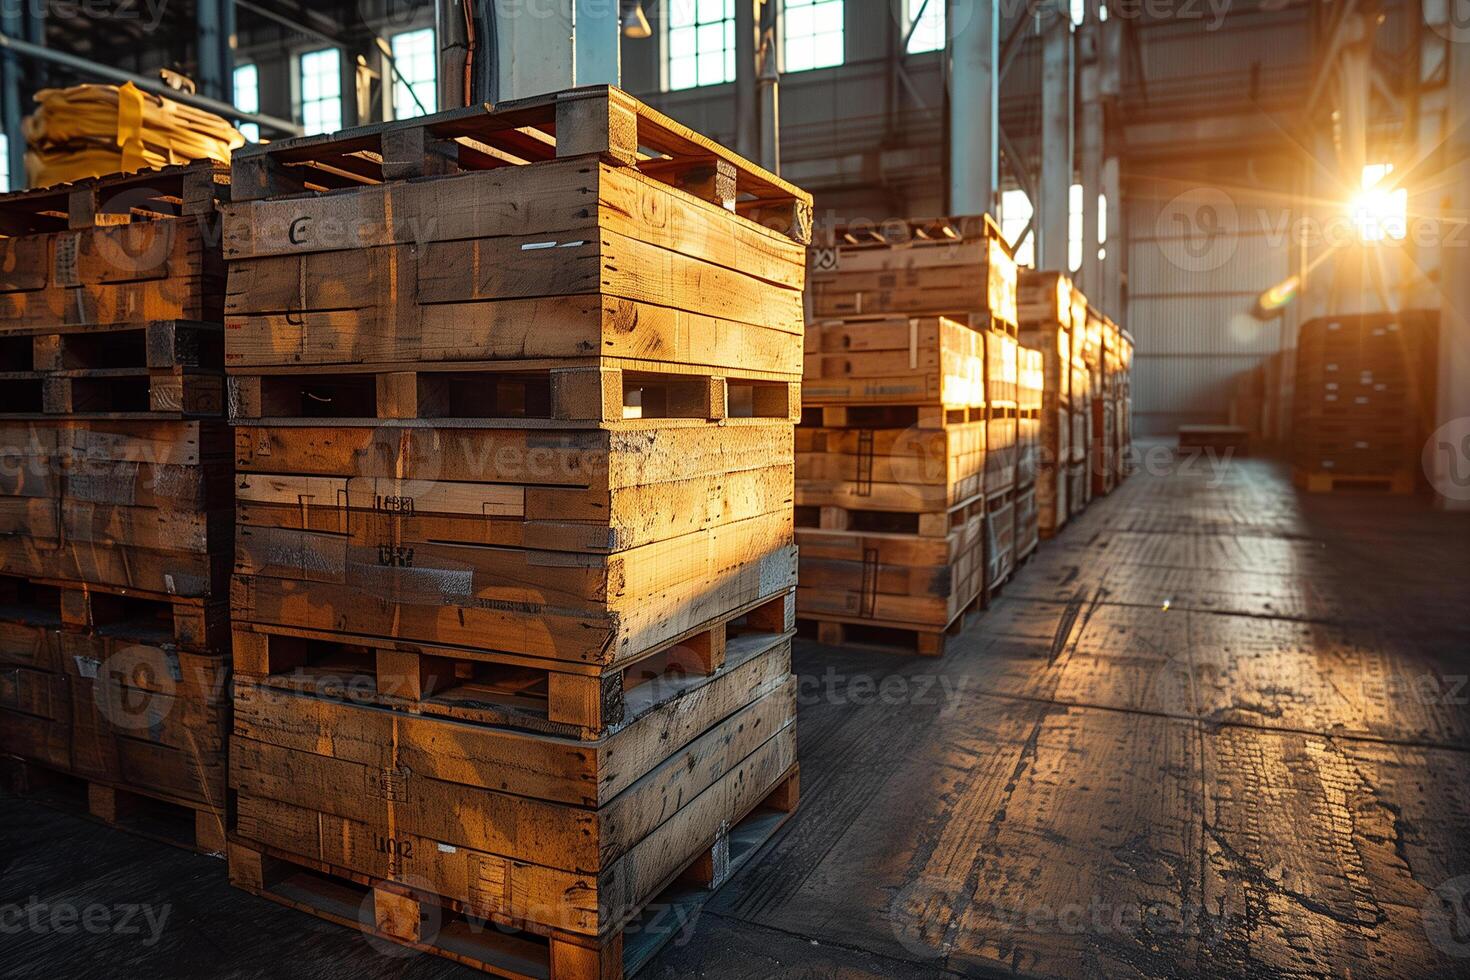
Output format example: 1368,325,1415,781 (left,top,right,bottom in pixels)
1067,288,1091,517
1018,271,1076,537
1292,311,1437,494
982,318,1020,600
798,315,987,655
1014,344,1043,563
220,86,807,979
0,164,233,853
1116,328,1135,480
801,214,1018,649
1085,309,1116,497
